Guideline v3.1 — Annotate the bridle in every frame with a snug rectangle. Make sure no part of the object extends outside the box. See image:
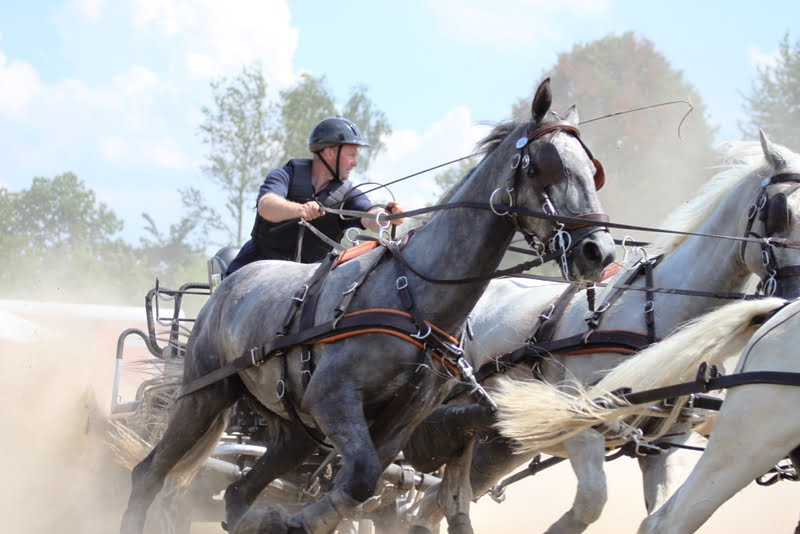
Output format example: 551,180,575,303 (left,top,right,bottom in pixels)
491,119,609,278
740,172,800,296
